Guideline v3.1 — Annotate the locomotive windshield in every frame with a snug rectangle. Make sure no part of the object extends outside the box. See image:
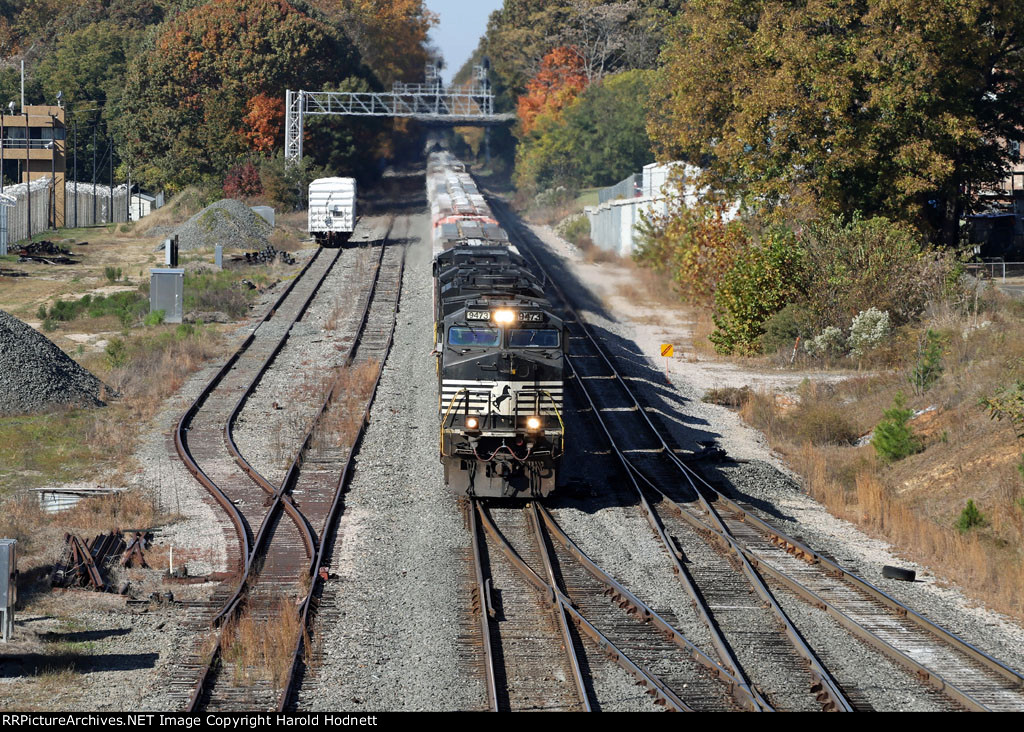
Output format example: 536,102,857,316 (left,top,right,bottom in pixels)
449,327,501,347
508,329,560,348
